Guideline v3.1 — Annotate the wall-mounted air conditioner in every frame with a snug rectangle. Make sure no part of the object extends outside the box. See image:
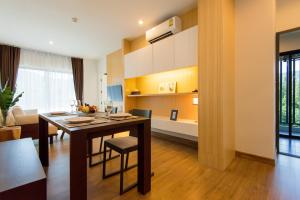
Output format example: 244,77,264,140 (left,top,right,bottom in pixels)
146,16,182,44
